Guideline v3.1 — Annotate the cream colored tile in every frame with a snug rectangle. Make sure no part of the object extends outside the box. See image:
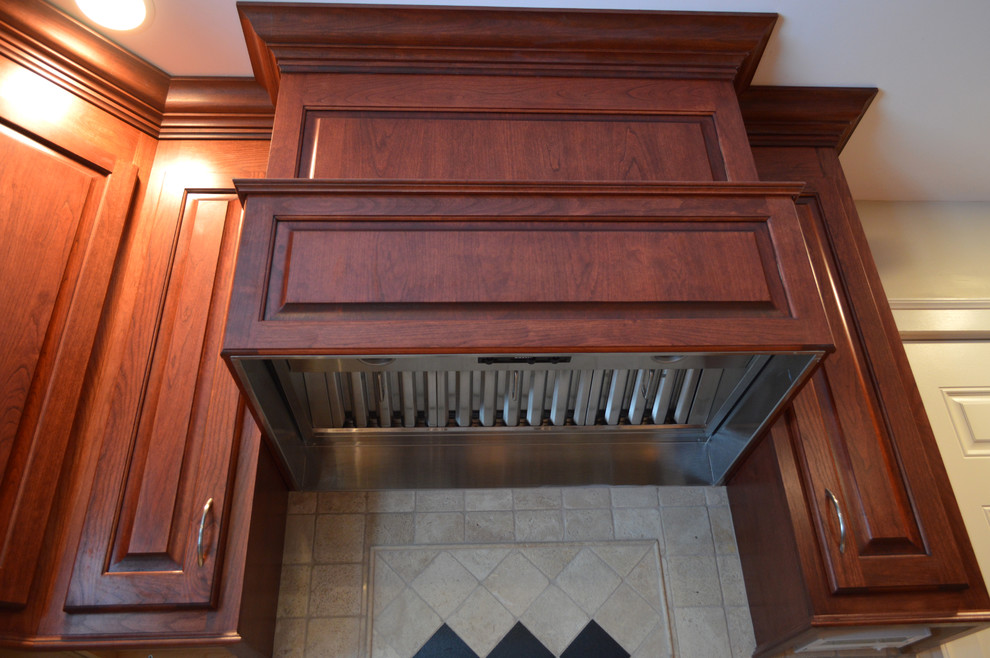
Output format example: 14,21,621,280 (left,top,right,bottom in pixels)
483,551,549,616
372,560,405,616
287,491,317,515
450,546,512,580
465,511,514,542
625,550,666,614
709,504,739,555
410,552,479,618
520,585,589,656
283,515,315,565
273,617,306,658
564,508,614,540
611,486,659,508
591,543,651,579
305,616,361,658
613,507,662,541
367,490,415,513
373,587,442,657
366,513,414,546
277,564,311,618
514,510,563,541
725,605,757,658
314,514,365,563
512,488,561,510
595,583,661,655
658,486,707,507
379,548,439,583
555,548,621,615
414,512,464,544
318,491,367,513
562,487,610,509
370,629,402,658
518,544,581,579
447,586,516,656
465,489,513,511
705,486,730,507
416,489,464,512
309,563,364,617
667,555,722,607
661,506,714,555
672,607,732,658
632,621,674,658
717,554,748,607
